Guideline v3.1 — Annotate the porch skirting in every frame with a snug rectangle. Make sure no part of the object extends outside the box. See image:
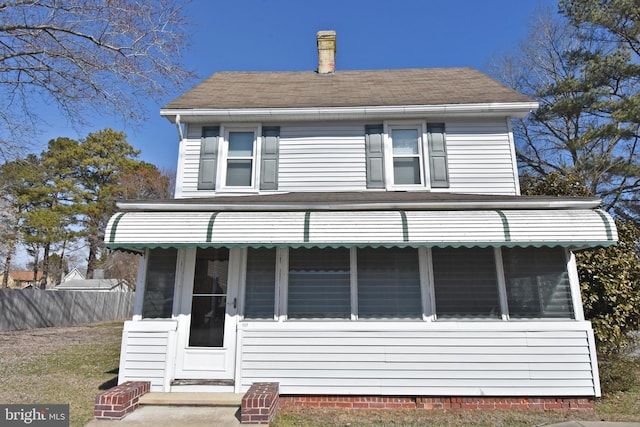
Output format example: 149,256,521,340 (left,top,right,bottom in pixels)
279,395,595,410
